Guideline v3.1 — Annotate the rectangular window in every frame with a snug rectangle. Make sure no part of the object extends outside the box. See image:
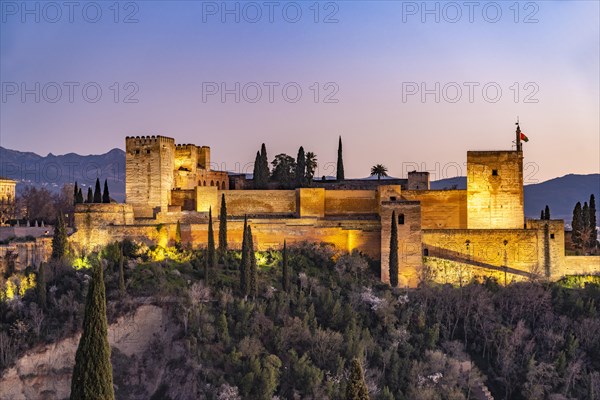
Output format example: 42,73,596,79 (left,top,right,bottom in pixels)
492,169,498,176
